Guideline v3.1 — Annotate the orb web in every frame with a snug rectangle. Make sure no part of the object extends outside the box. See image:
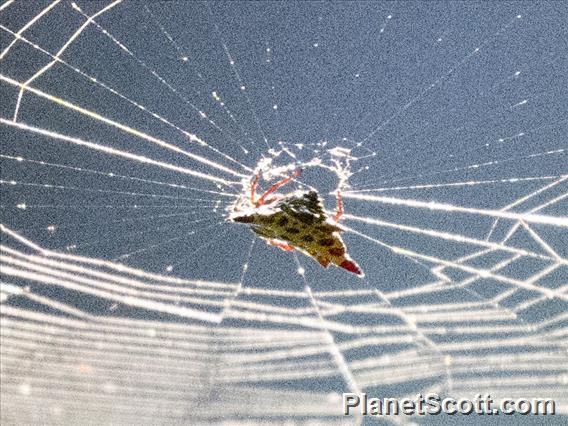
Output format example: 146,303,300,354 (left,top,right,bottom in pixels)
1,1,566,424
